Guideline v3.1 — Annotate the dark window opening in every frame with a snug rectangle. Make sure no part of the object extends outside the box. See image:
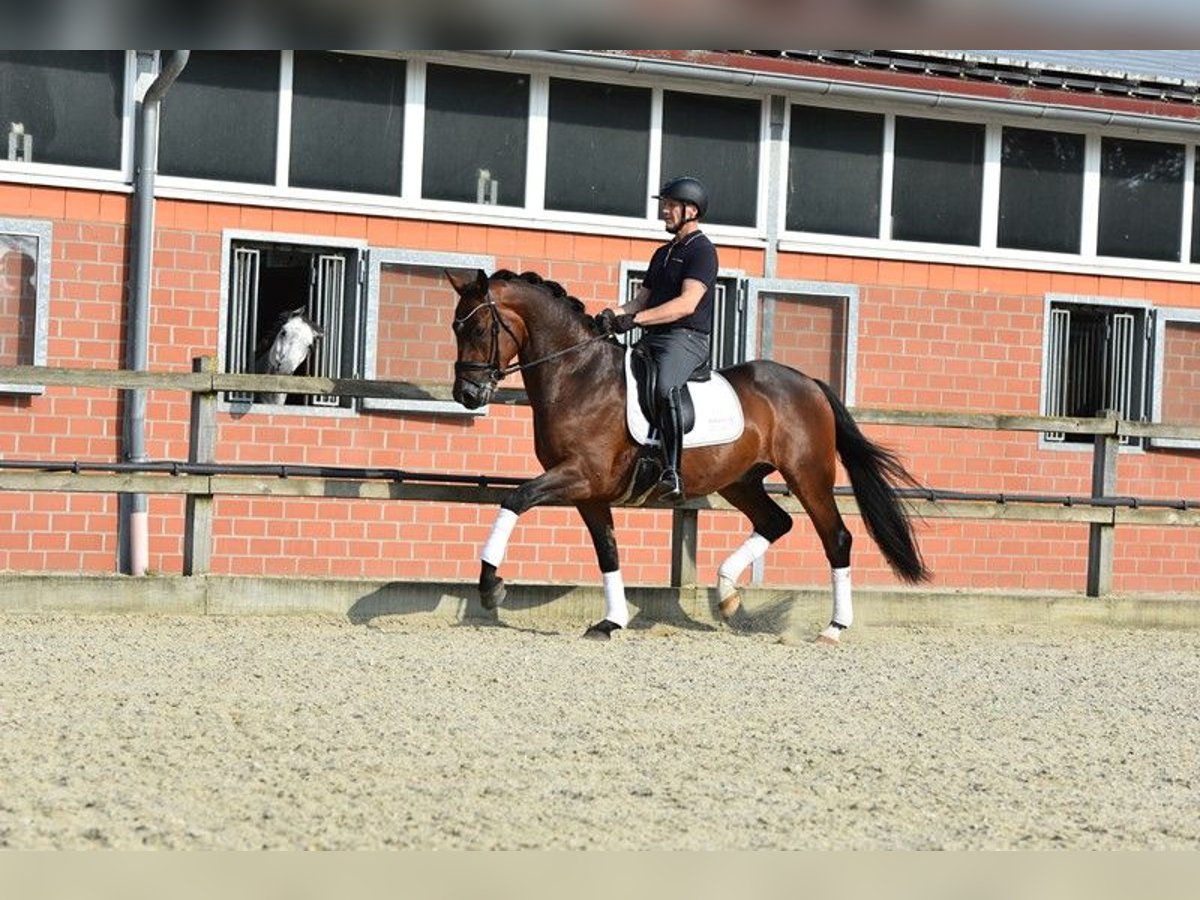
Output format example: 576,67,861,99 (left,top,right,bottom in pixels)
545,77,650,217
1097,136,1184,262
892,116,984,246
787,105,883,237
1045,302,1148,445
289,52,406,196
0,51,125,169
661,90,760,228
226,241,360,408
160,51,280,184
998,127,1084,254
422,64,528,206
